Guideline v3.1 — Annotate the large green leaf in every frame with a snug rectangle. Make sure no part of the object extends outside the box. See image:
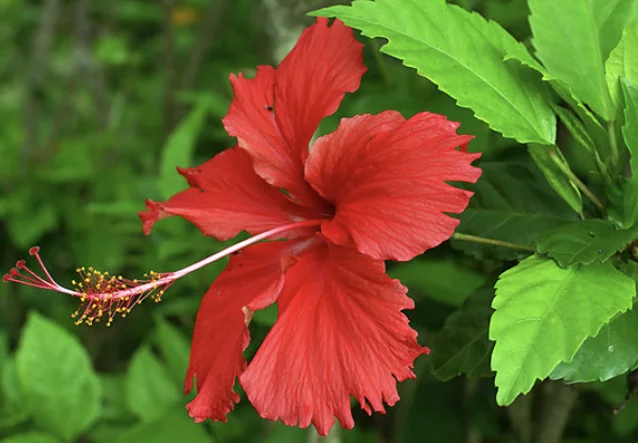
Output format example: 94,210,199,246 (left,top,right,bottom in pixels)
314,0,556,145
429,285,494,381
535,219,638,267
529,0,618,120
15,313,101,441
158,102,208,199
606,22,638,106
126,346,181,422
451,161,576,260
550,306,638,383
490,255,636,406
388,258,486,307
